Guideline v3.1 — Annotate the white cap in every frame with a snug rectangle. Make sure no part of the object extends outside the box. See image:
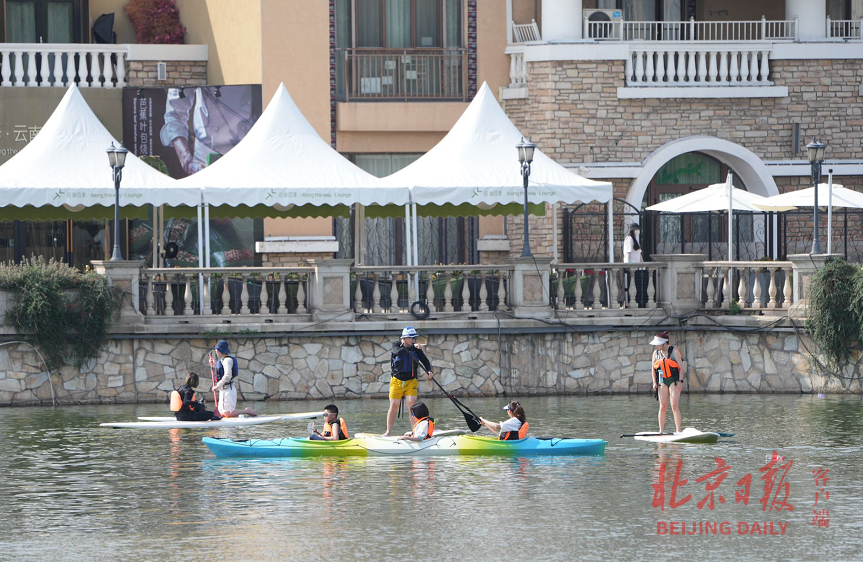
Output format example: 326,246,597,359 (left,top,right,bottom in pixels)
650,336,668,346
